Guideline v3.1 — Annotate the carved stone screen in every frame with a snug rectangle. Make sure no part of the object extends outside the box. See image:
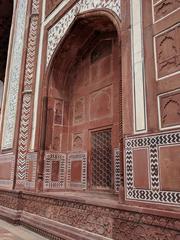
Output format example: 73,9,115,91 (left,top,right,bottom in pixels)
91,129,112,190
